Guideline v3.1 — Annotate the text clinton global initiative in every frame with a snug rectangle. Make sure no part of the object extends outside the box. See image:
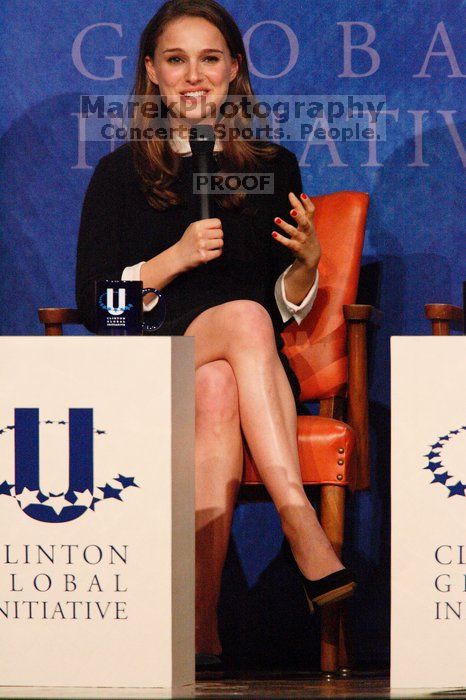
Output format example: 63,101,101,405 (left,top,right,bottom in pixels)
1,543,129,621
